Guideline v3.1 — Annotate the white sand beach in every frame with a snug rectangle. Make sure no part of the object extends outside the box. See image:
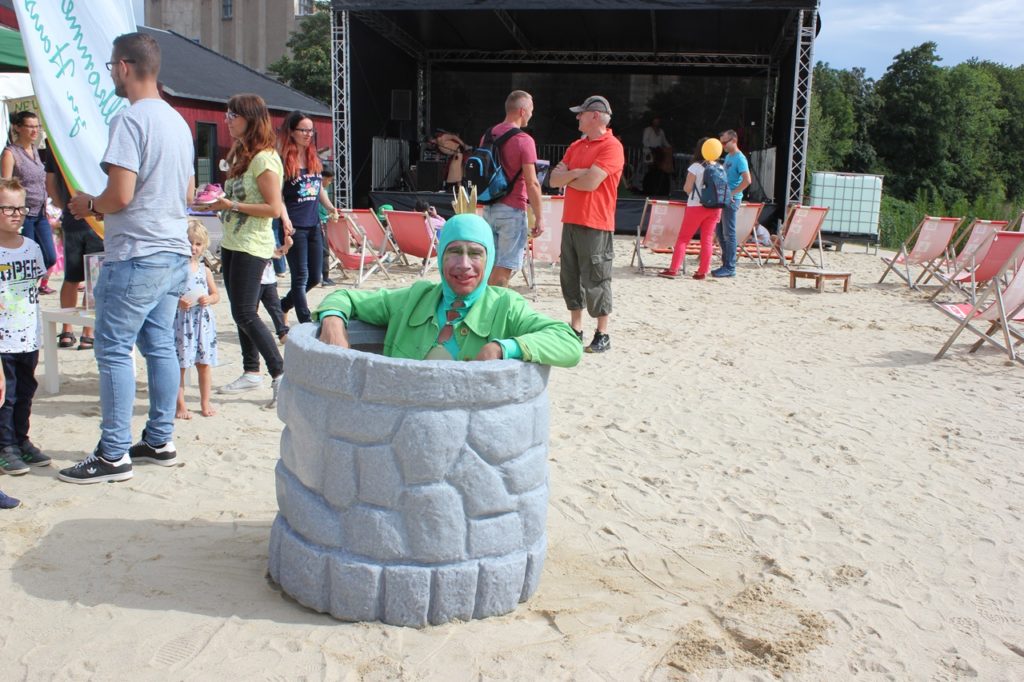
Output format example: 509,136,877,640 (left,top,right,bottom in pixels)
3,239,1023,680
